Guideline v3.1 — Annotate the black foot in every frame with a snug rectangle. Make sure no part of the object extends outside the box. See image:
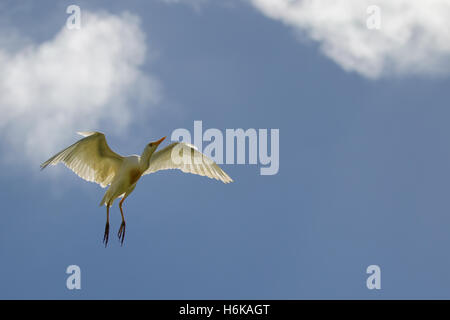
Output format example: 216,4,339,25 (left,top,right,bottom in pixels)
103,222,110,247
118,221,126,246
